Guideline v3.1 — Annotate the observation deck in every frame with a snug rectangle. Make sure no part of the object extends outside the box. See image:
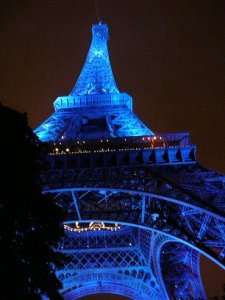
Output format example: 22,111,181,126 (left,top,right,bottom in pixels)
54,93,132,111
44,133,196,169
